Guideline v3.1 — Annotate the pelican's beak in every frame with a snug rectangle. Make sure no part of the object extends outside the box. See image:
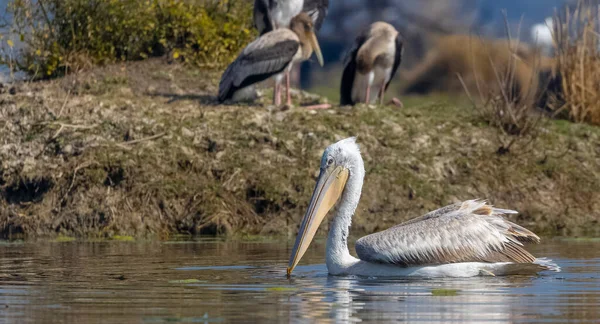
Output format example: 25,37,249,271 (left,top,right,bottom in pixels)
287,166,349,276
309,31,324,67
